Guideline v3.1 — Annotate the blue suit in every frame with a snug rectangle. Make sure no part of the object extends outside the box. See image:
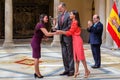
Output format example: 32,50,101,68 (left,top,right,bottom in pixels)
87,22,103,67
